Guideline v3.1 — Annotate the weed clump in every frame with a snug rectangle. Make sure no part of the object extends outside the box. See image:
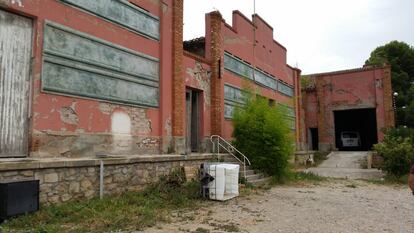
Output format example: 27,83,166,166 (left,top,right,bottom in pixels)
0,168,201,233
